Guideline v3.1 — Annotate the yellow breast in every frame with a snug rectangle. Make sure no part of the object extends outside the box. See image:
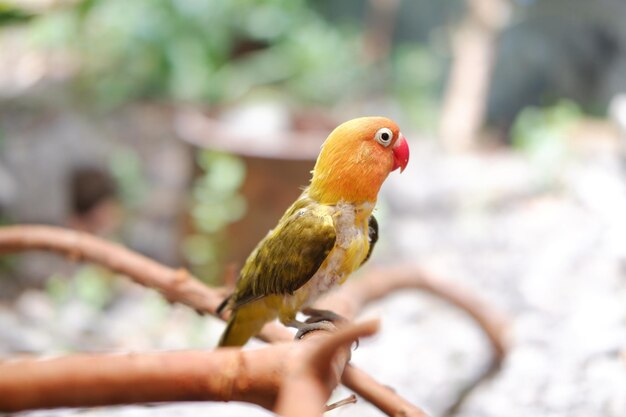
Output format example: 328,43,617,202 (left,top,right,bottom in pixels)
277,201,373,318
